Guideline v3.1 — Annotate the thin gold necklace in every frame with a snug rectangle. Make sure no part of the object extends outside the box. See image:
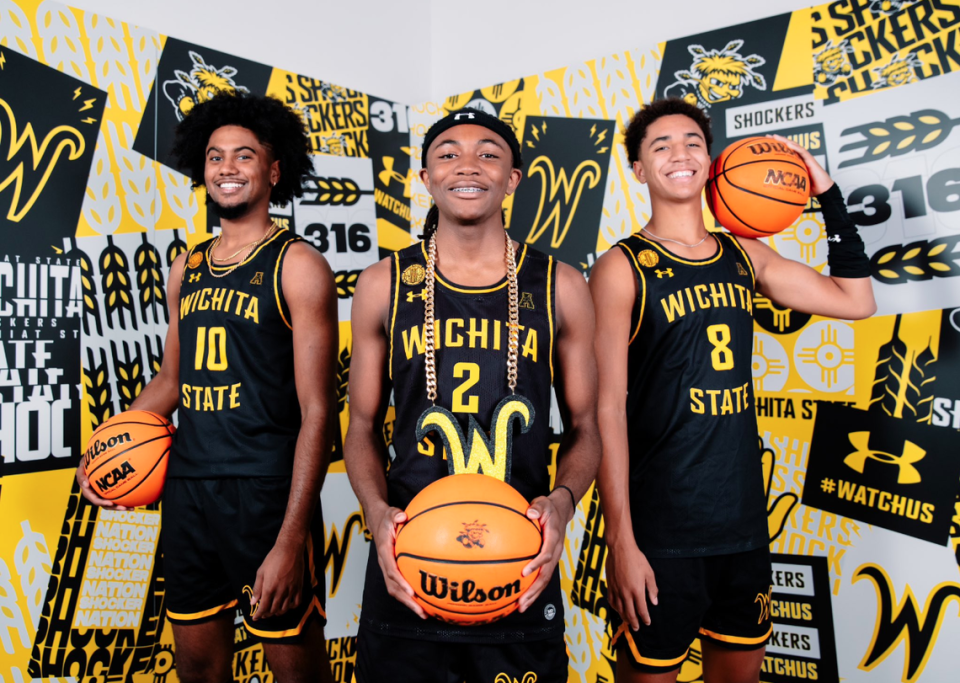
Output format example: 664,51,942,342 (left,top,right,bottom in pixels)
206,222,276,279
643,225,710,248
423,228,519,404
